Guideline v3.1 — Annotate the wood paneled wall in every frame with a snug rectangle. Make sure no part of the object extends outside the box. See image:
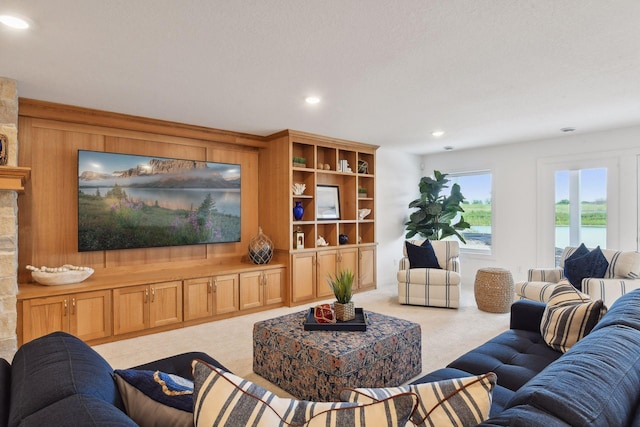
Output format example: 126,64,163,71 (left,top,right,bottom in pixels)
17,99,264,284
